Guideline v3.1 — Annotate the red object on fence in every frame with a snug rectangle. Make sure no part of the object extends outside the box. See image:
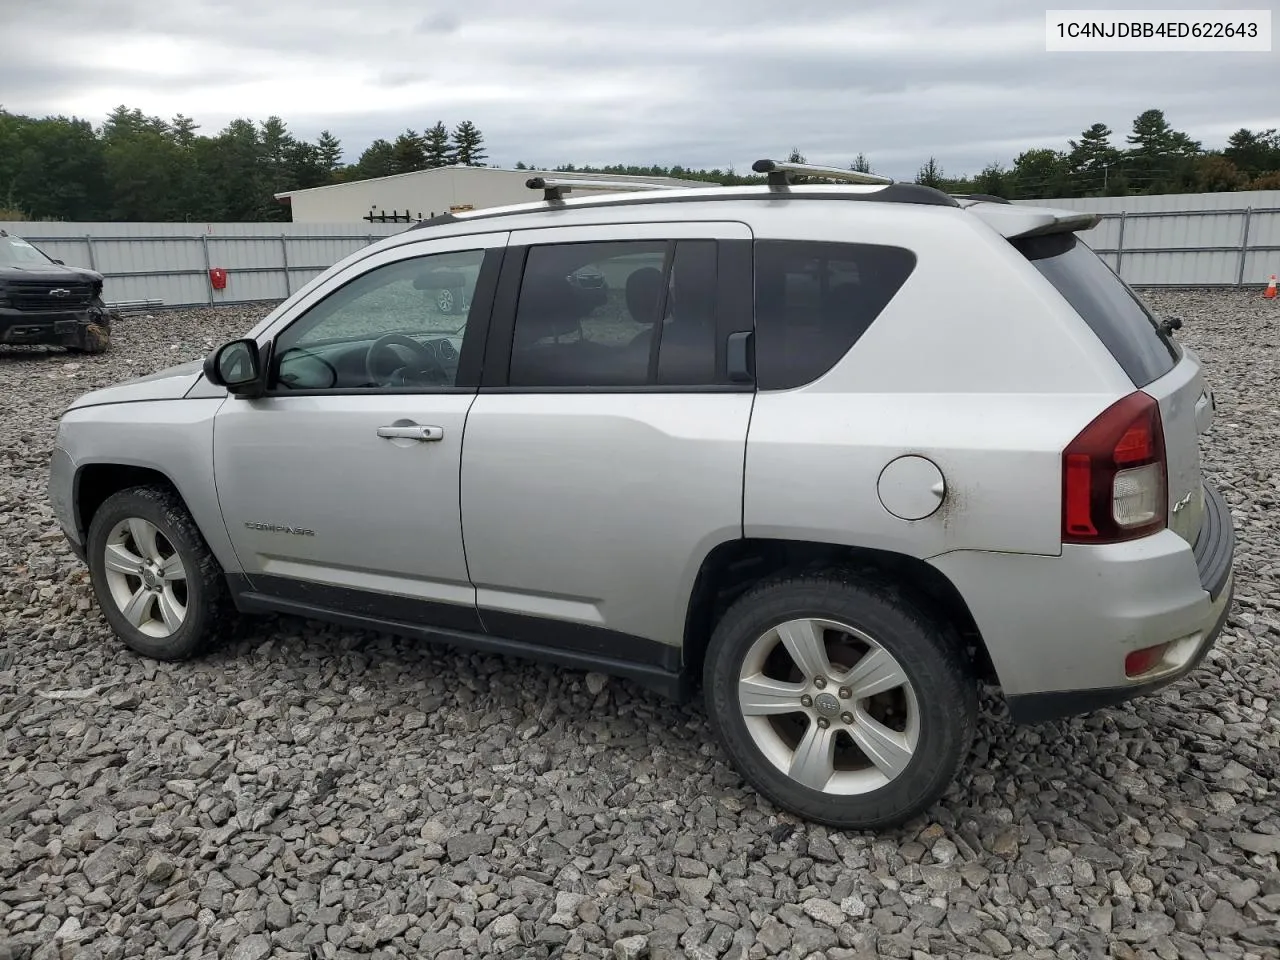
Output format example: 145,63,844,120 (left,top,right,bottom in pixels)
209,267,228,290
